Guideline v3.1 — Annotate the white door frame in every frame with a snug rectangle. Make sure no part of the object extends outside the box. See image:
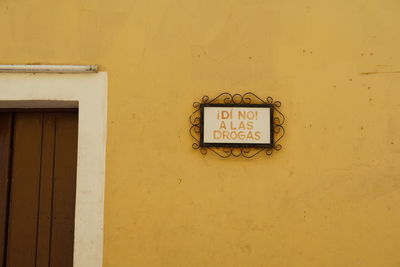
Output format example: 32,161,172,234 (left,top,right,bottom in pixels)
0,72,107,267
